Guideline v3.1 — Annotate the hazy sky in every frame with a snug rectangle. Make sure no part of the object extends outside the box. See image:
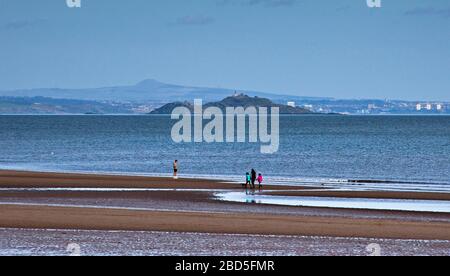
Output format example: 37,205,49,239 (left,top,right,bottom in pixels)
0,0,449,101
